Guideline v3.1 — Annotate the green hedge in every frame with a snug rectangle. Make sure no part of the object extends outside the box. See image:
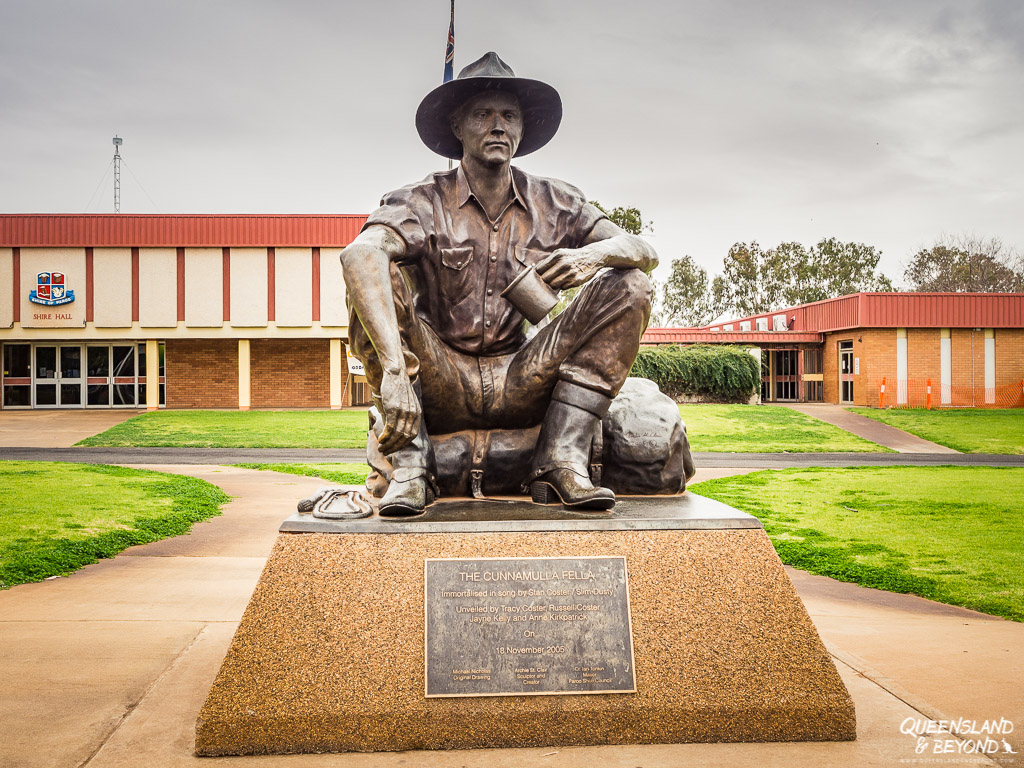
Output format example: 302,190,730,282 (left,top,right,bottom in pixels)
630,344,760,402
